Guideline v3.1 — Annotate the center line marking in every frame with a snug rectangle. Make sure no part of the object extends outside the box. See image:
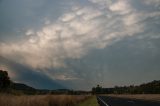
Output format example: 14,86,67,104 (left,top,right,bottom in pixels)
128,101,135,103
97,96,110,106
